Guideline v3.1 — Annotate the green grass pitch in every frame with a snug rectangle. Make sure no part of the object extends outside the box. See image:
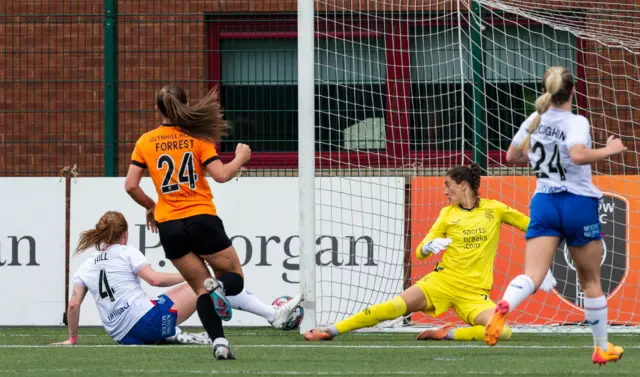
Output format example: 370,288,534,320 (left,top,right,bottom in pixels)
0,327,637,376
